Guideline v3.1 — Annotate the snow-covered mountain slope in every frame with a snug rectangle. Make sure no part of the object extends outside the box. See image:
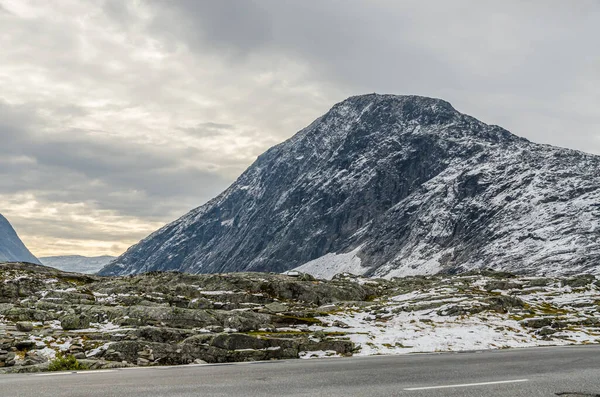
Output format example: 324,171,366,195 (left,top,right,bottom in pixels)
99,94,600,277
39,255,116,274
0,214,41,265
